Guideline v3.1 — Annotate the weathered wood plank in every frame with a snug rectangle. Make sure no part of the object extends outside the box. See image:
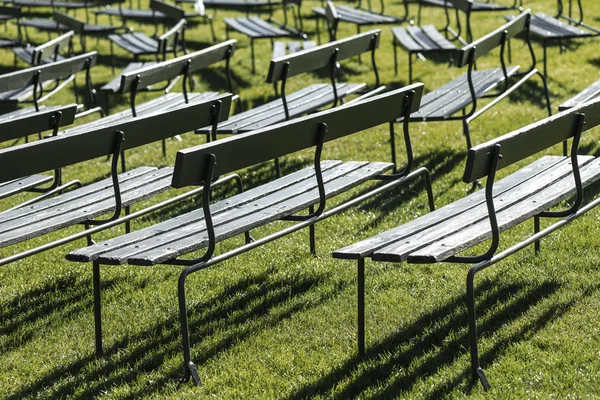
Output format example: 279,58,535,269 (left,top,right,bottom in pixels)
333,156,569,260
